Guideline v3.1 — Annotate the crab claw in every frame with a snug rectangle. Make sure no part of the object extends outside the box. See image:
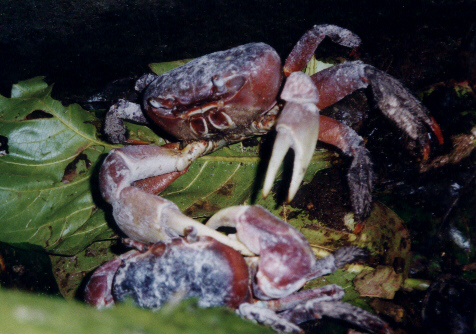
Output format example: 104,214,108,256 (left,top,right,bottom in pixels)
263,72,320,202
363,65,444,157
99,142,254,256
206,205,317,299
